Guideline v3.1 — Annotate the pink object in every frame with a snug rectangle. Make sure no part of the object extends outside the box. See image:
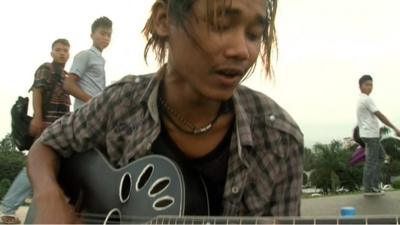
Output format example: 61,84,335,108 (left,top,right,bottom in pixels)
350,146,366,166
